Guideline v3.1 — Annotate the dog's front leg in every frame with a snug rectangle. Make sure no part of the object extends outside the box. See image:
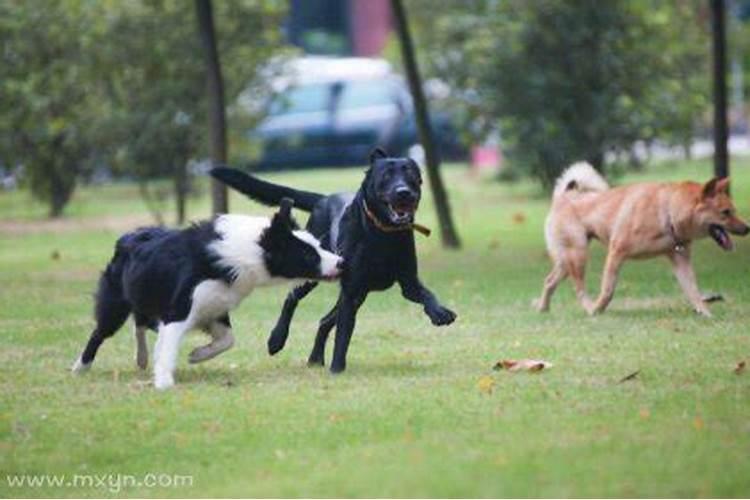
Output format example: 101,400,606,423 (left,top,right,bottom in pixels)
268,281,318,356
669,250,712,317
189,315,235,364
399,277,457,326
330,291,367,374
154,321,189,390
